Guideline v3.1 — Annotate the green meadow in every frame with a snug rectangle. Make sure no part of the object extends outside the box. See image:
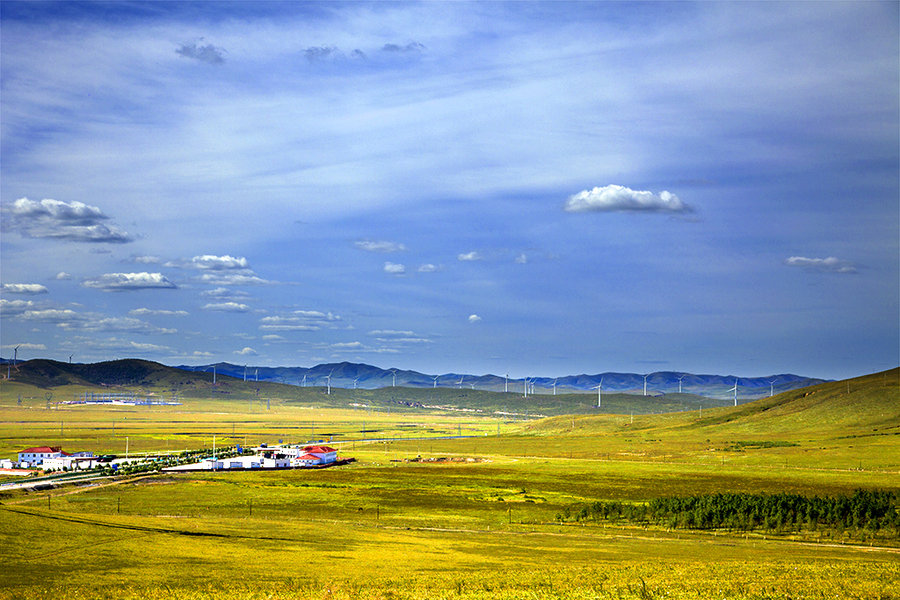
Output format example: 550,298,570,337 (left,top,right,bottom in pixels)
0,368,897,599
